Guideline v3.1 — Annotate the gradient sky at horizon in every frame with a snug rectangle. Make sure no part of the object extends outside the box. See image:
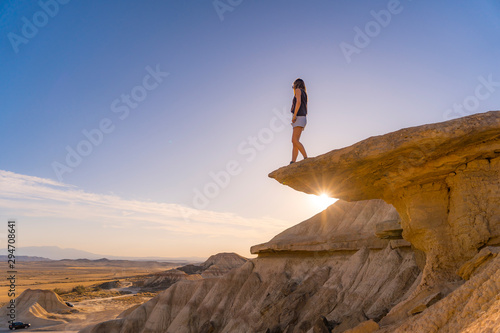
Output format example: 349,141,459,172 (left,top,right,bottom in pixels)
1,0,500,258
